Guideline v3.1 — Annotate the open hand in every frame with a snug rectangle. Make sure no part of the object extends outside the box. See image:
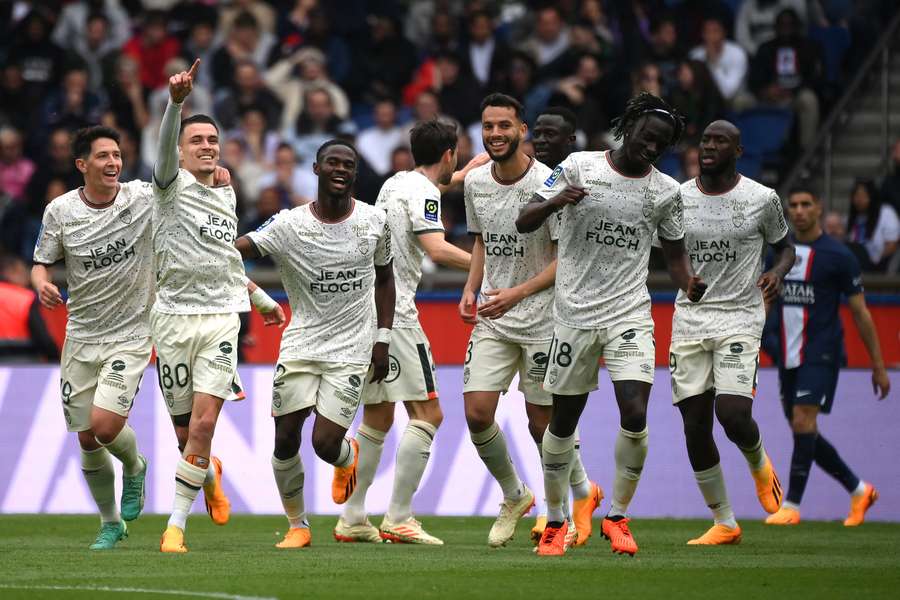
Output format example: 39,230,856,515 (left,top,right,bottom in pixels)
478,287,525,319
37,281,63,309
756,271,782,304
458,289,477,324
